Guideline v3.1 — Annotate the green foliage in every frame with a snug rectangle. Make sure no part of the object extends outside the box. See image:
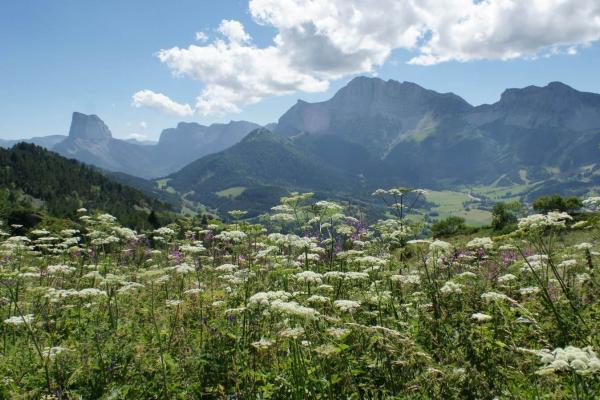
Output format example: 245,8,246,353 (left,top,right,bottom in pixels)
1,191,600,398
533,194,583,214
166,129,392,220
0,143,175,230
491,201,522,231
431,215,468,237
